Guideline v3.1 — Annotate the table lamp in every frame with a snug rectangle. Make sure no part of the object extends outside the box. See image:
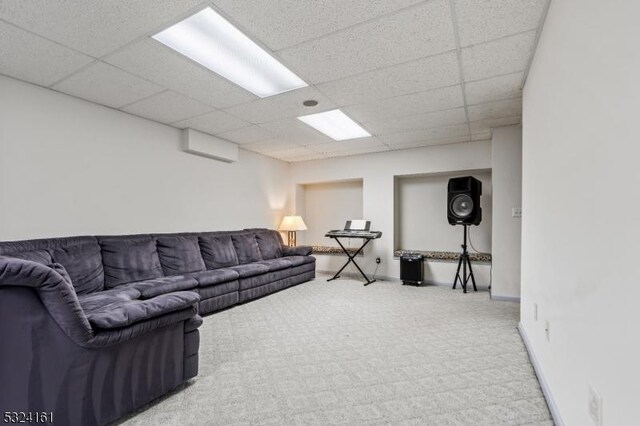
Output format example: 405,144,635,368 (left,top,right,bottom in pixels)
278,216,307,246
